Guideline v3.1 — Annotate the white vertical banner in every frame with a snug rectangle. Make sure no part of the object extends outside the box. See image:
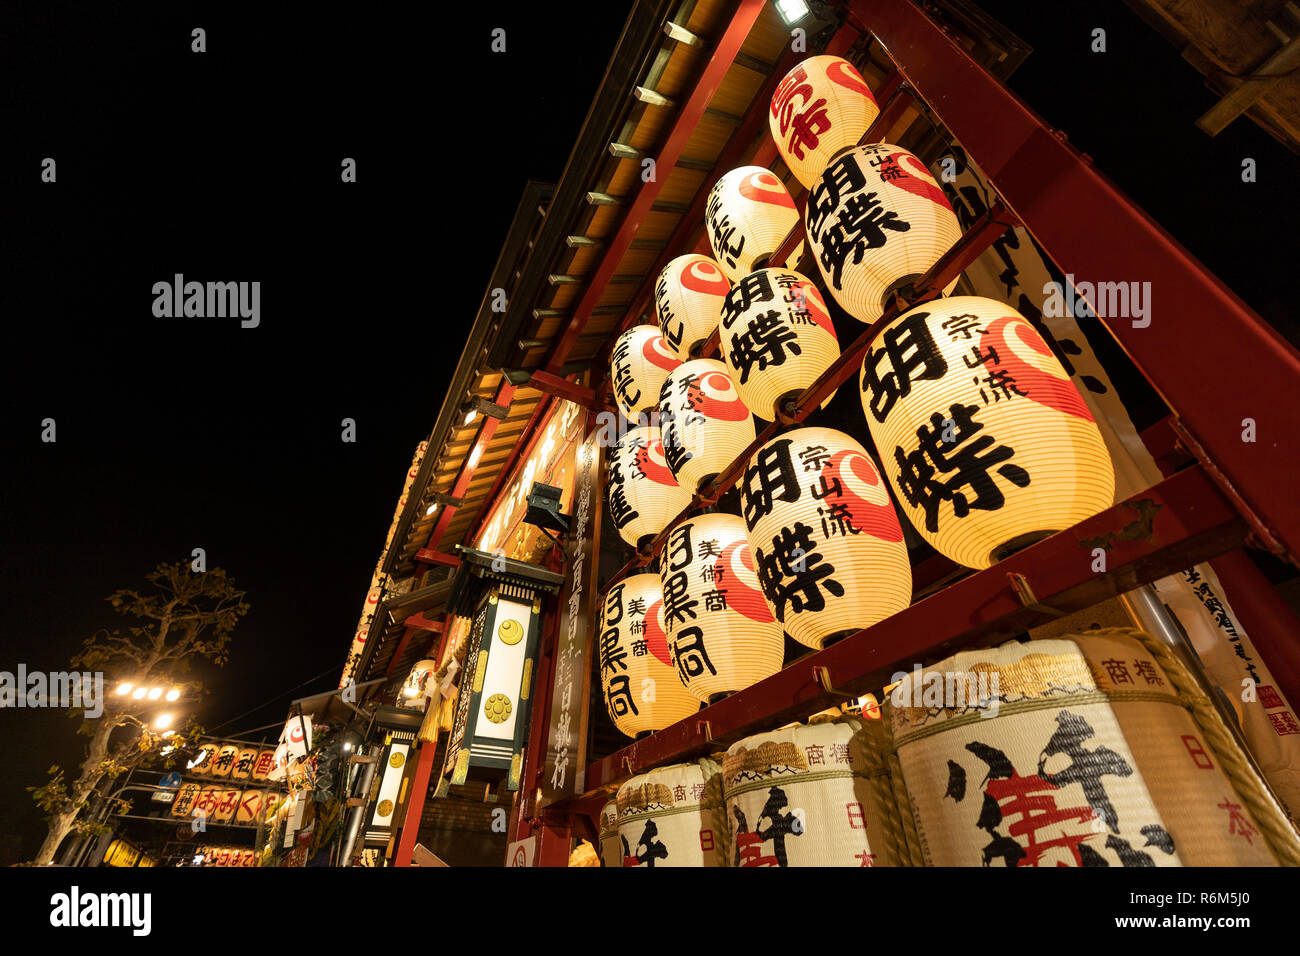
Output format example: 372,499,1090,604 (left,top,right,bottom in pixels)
936,145,1300,816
